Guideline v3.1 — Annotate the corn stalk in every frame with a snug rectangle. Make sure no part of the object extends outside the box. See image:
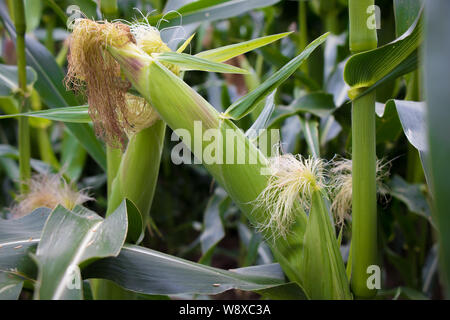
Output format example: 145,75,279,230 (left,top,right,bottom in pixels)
12,0,31,192
348,0,378,298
